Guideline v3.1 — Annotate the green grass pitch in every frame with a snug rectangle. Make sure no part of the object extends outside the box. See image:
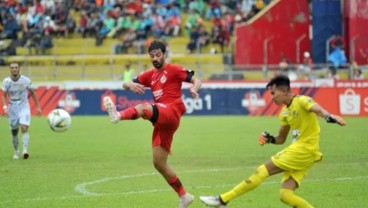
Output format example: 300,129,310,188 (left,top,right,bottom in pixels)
0,116,367,208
